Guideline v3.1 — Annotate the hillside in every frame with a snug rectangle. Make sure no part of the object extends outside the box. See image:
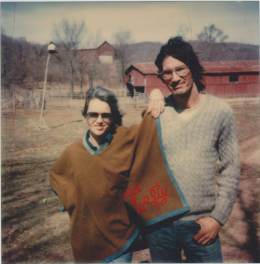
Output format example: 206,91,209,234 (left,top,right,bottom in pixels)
124,41,259,66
